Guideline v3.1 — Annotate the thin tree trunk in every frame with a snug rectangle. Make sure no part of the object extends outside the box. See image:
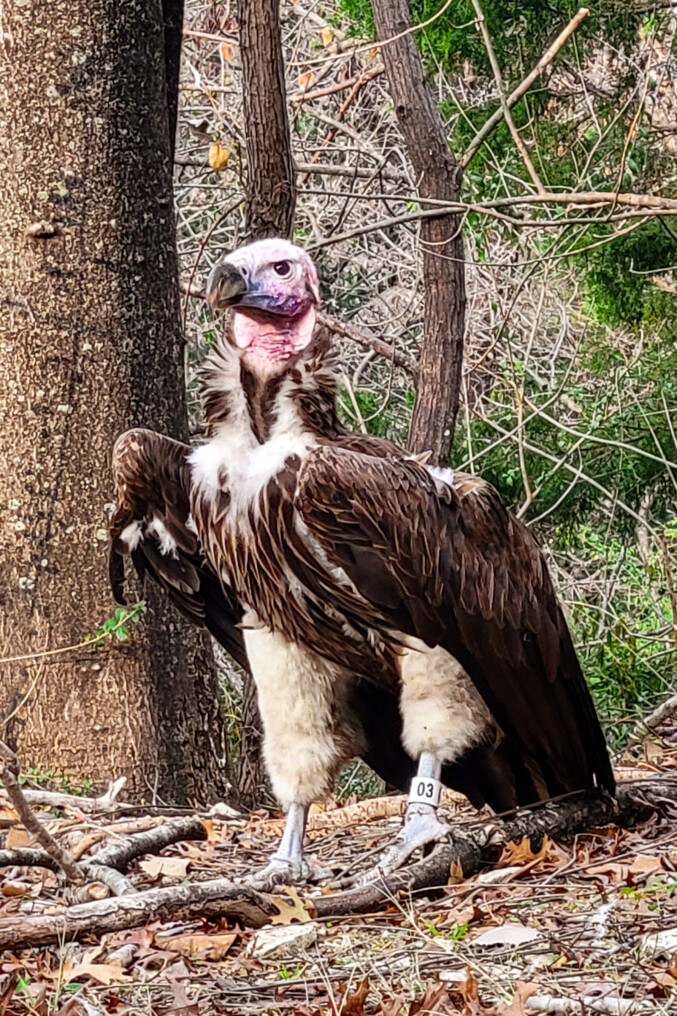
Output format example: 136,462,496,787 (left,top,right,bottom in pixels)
232,0,298,804
372,0,466,462
239,0,297,240
0,0,228,804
